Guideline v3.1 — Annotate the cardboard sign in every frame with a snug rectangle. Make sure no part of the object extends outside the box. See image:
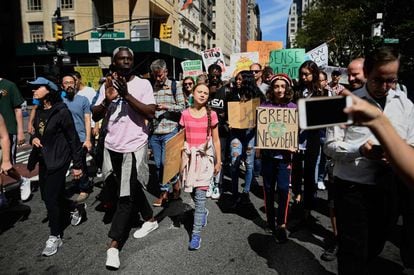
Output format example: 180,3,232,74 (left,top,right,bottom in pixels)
201,47,226,72
228,98,260,129
73,66,103,90
229,52,260,78
163,130,185,184
256,107,298,150
269,49,306,80
306,43,328,67
181,60,203,79
247,41,283,66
